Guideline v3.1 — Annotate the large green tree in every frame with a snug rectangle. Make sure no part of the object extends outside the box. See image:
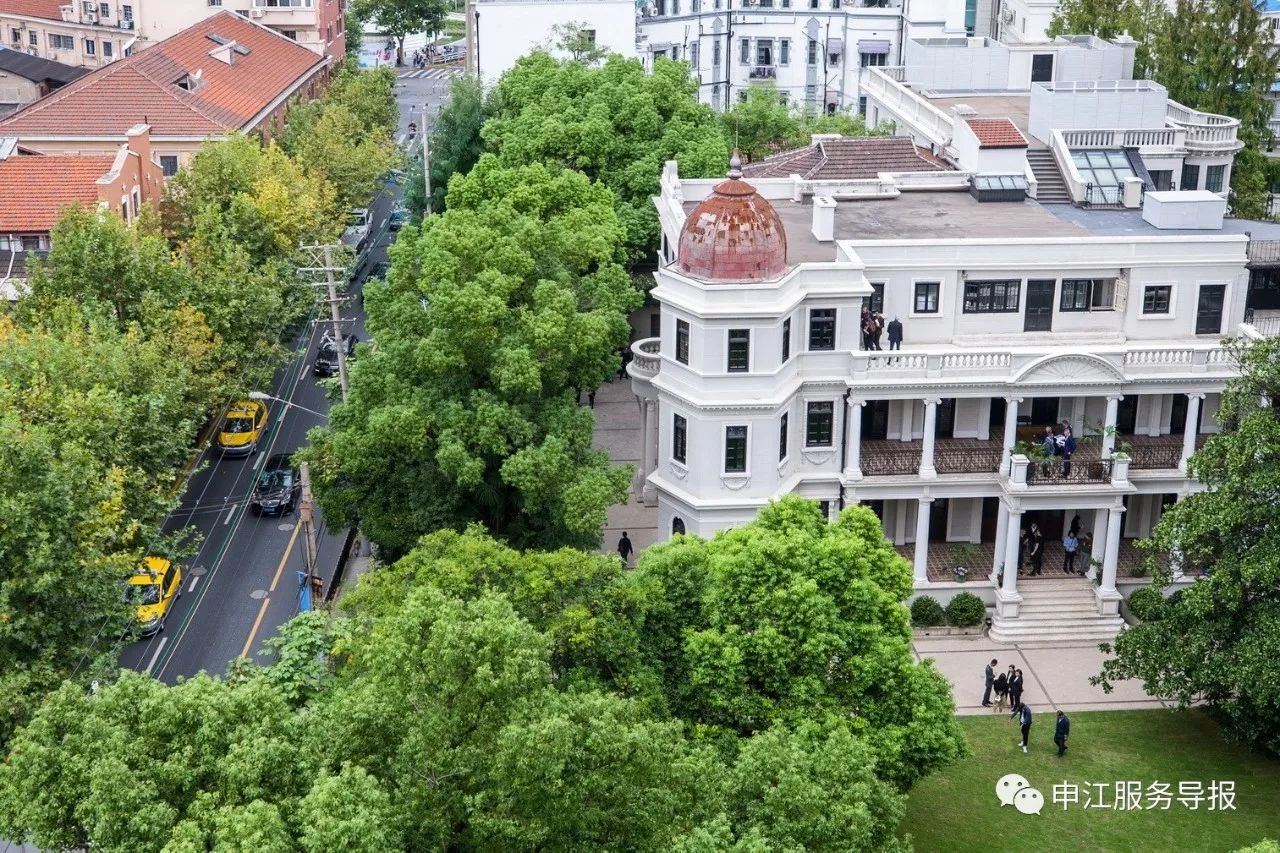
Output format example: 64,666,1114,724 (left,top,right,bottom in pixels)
405,73,489,218
1047,0,1166,77
723,83,890,162
351,0,449,65
303,154,639,558
1096,336,1280,756
484,52,728,261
